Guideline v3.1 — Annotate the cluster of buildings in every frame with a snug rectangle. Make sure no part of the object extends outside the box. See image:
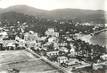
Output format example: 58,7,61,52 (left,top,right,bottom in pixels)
0,26,107,70
23,28,85,67
0,27,25,51
0,27,78,67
